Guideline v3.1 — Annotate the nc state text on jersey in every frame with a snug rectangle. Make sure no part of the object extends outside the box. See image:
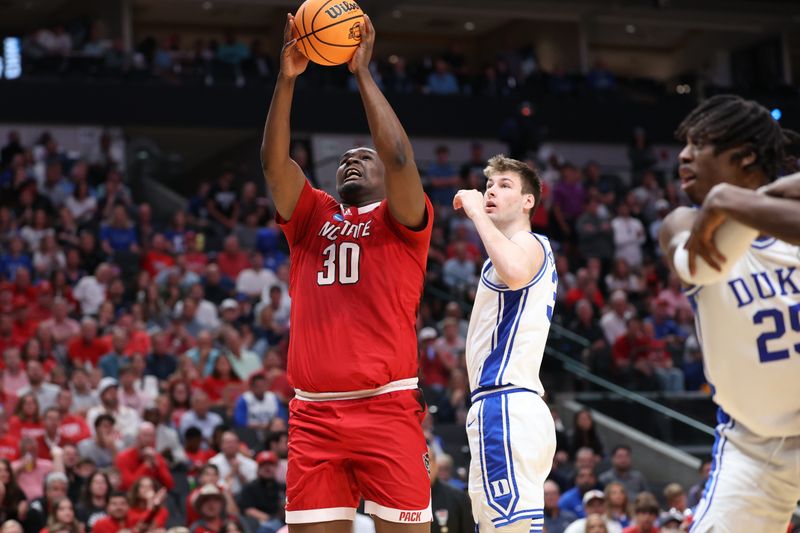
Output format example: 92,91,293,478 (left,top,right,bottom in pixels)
319,220,373,241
